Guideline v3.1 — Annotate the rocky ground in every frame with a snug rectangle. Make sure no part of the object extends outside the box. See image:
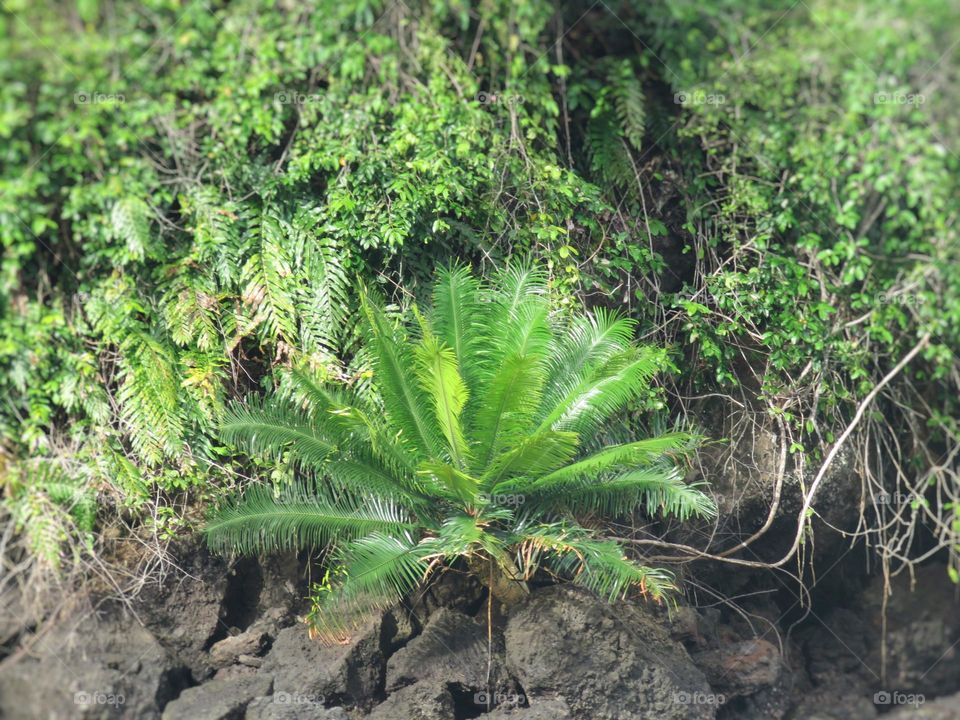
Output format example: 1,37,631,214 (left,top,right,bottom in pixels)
0,542,957,720
2,415,958,719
